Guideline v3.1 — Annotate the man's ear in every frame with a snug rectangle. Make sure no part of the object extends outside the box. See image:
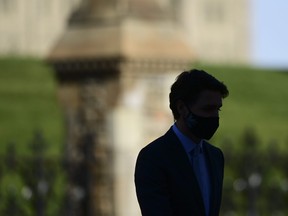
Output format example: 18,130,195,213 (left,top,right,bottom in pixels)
176,100,189,117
